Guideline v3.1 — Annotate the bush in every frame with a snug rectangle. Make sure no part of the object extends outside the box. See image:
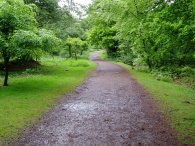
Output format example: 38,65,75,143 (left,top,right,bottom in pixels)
133,57,149,71
179,66,195,77
117,55,133,65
